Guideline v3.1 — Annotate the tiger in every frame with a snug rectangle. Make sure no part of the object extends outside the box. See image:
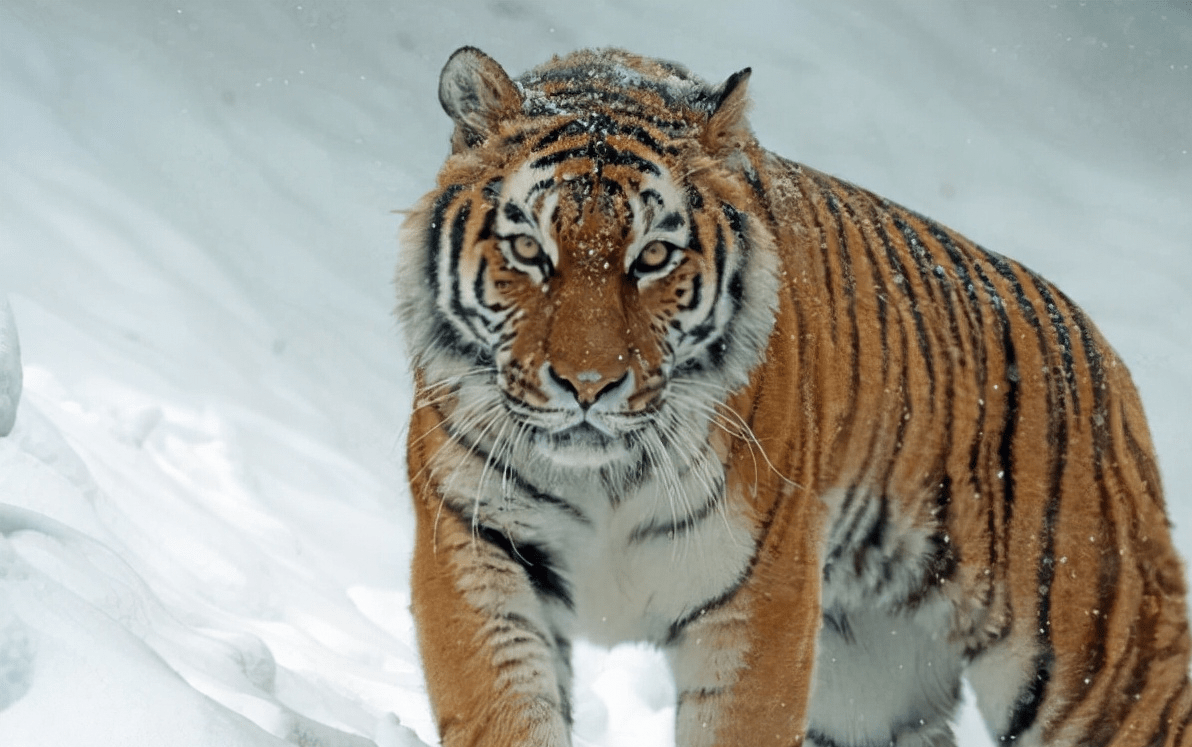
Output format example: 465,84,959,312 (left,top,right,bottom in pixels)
394,46,1192,747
